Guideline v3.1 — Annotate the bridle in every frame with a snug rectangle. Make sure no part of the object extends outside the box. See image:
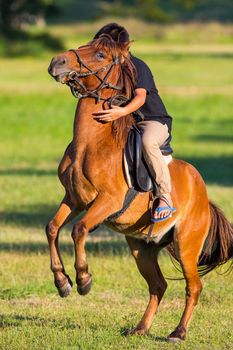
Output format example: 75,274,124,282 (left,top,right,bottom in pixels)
67,49,122,102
